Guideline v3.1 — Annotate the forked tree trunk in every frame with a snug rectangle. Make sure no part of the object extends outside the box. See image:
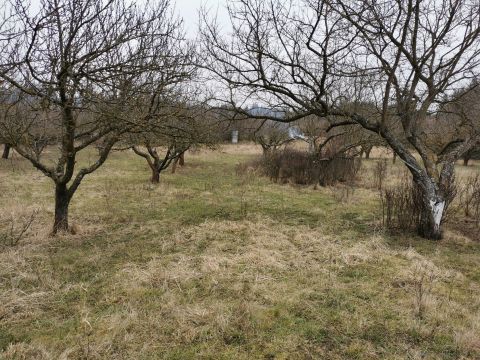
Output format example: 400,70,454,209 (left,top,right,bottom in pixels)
414,178,446,240
53,183,71,234
364,147,372,159
2,144,11,159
